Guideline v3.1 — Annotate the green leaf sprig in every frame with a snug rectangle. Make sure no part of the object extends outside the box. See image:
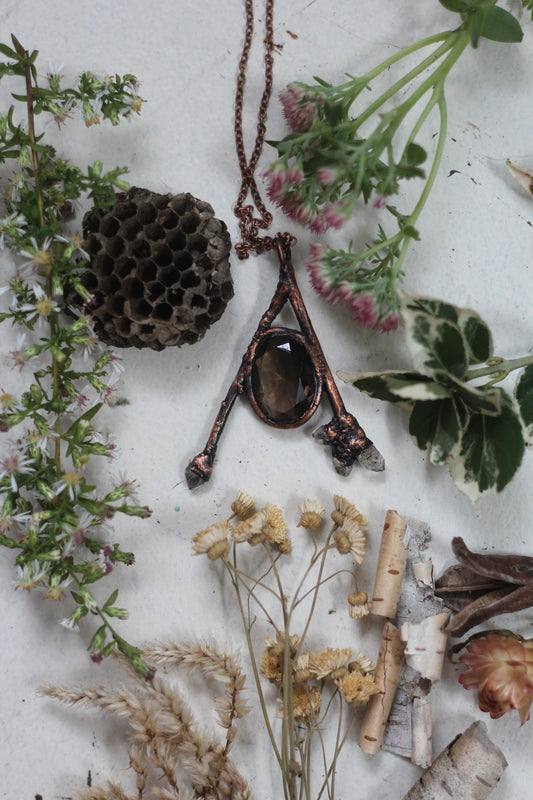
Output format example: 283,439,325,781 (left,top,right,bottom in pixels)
264,0,524,331
0,36,151,675
339,296,533,501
